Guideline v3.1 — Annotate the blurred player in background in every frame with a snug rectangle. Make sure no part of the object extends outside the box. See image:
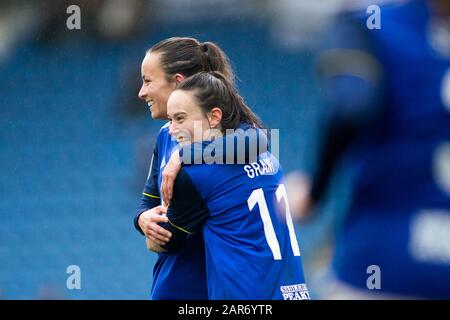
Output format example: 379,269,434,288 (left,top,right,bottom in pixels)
286,0,450,299
134,37,235,299
152,71,309,300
